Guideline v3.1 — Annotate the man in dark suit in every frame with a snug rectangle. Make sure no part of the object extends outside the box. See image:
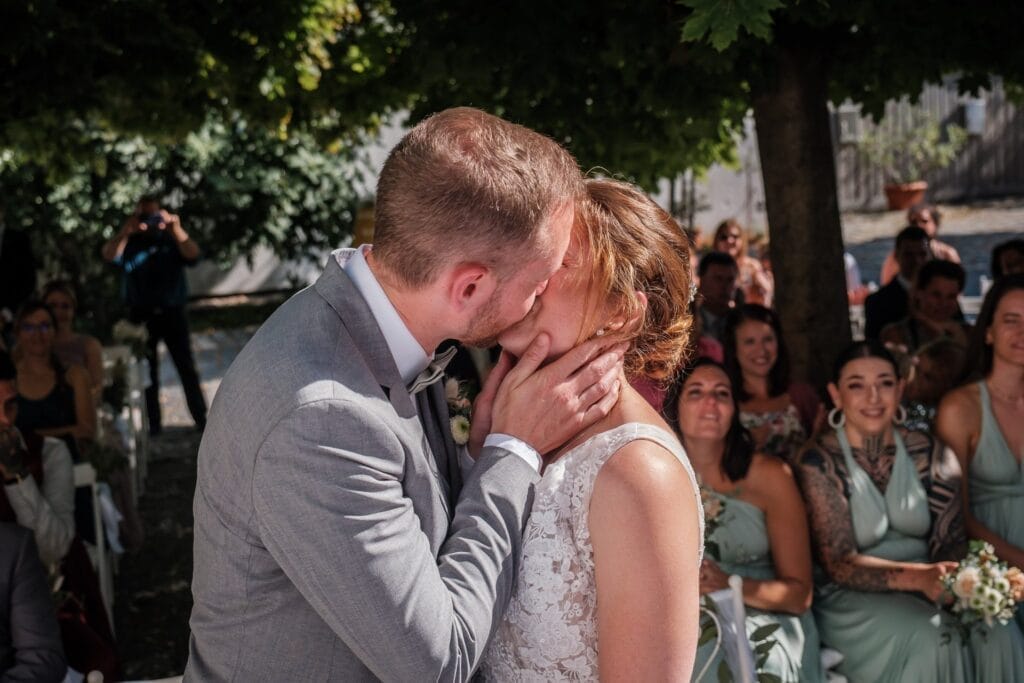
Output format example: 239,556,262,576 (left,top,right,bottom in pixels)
0,522,66,682
864,226,932,340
